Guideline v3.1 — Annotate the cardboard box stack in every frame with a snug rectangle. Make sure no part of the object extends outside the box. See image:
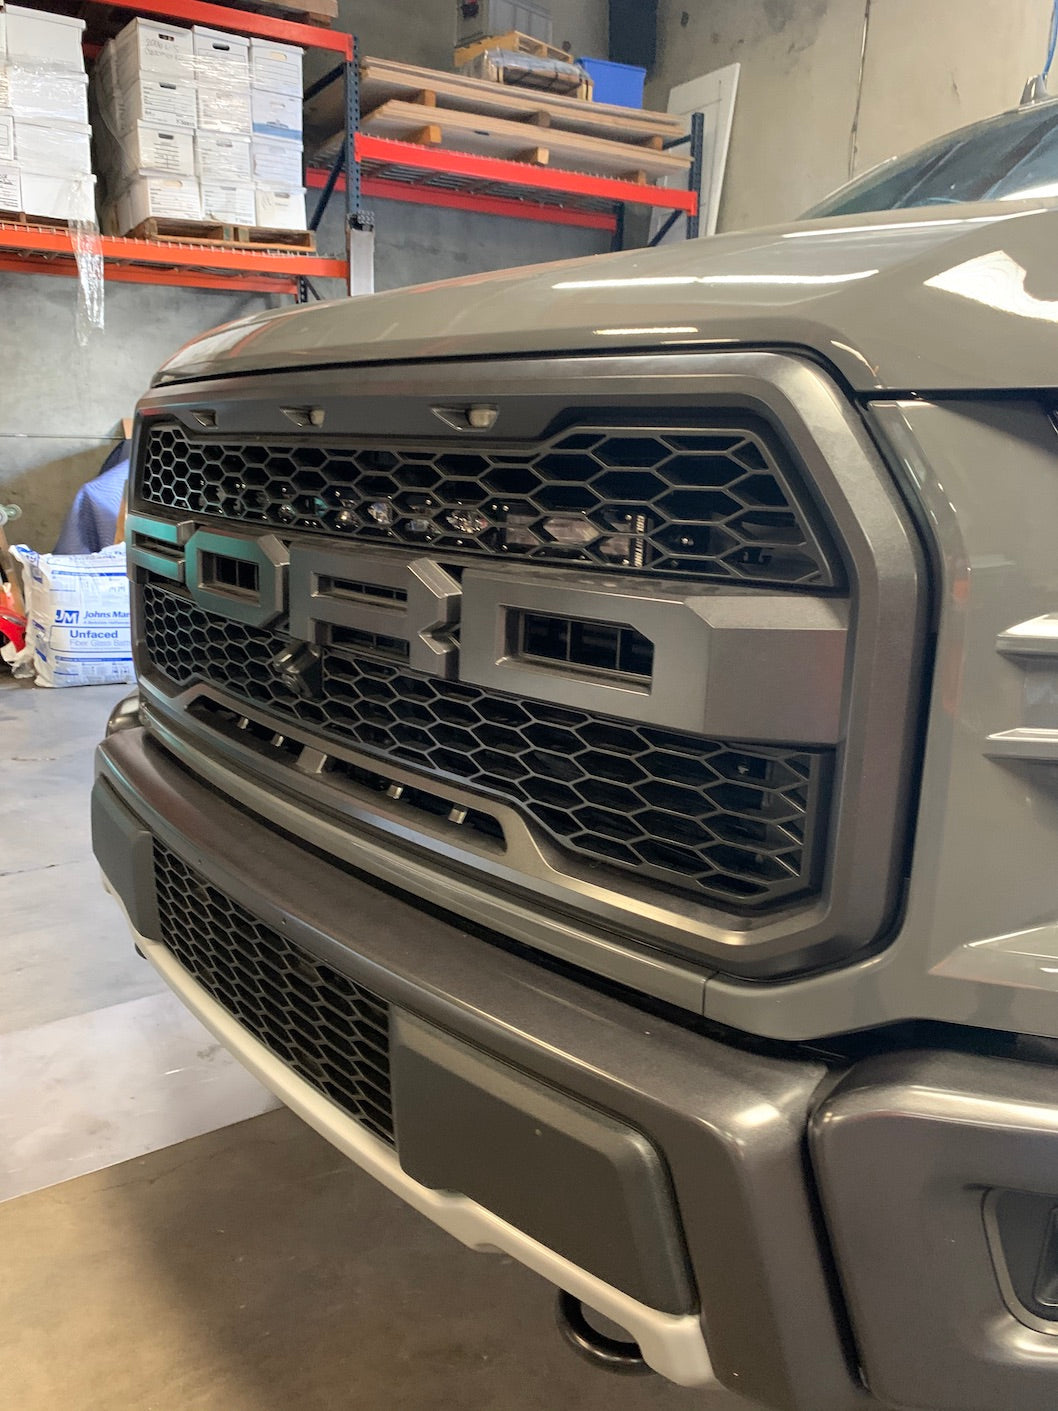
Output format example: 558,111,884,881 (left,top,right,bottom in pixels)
95,18,202,231
0,4,96,224
249,36,306,231
94,17,306,235
195,25,254,225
